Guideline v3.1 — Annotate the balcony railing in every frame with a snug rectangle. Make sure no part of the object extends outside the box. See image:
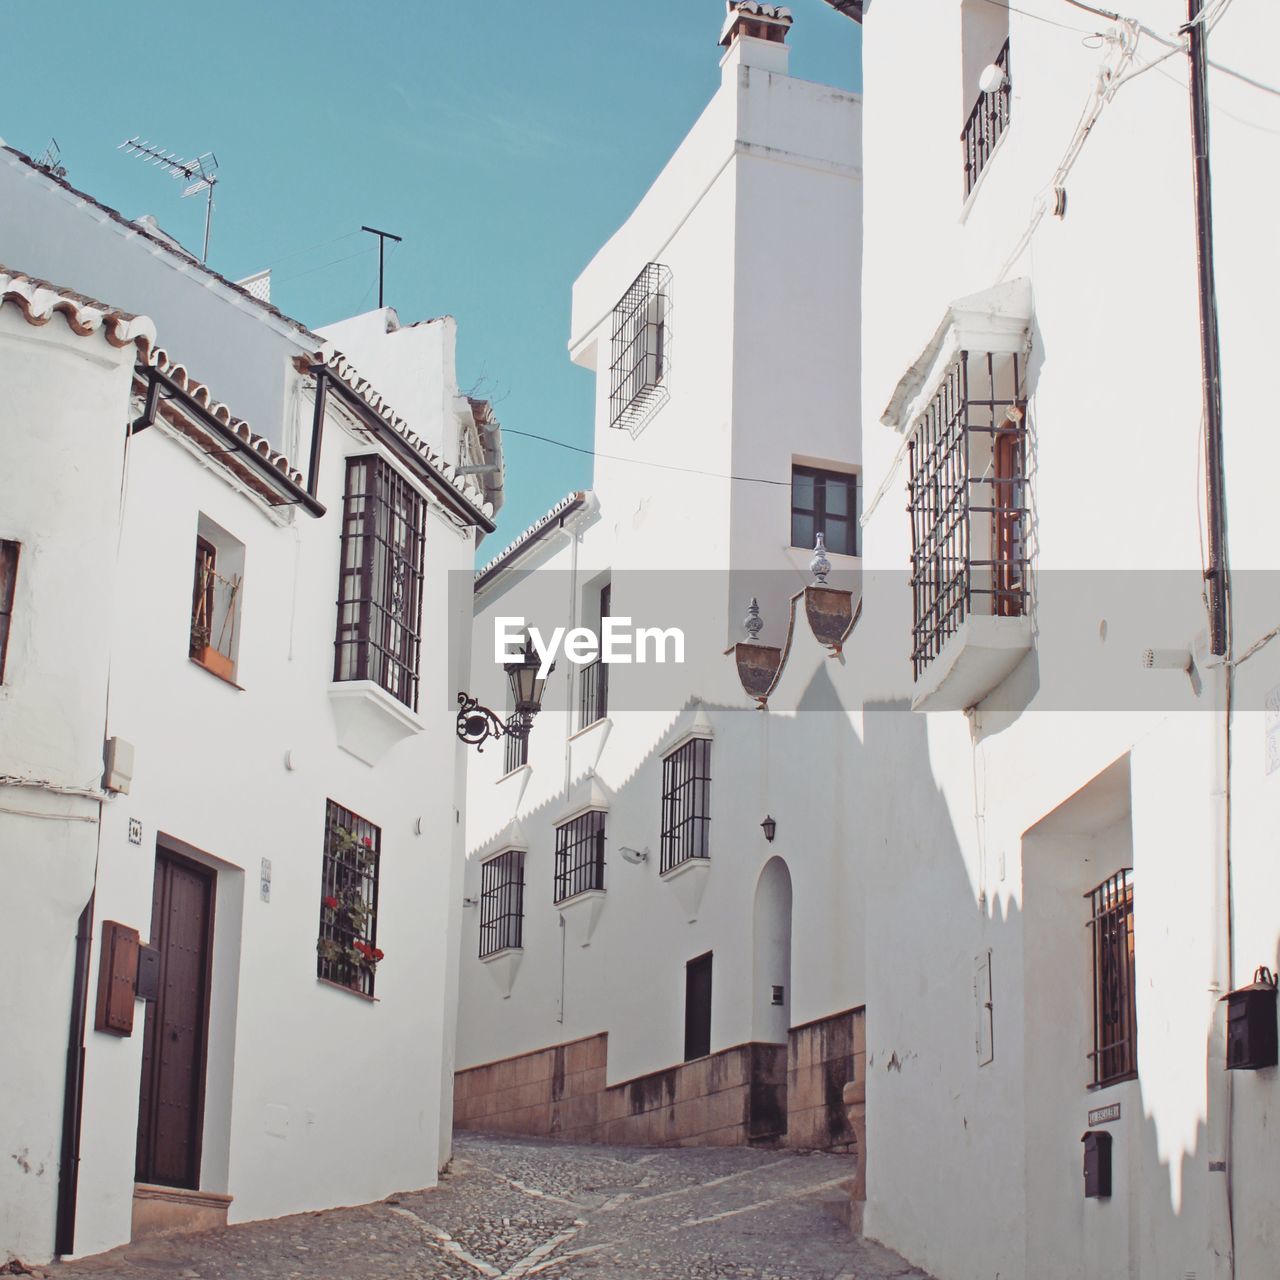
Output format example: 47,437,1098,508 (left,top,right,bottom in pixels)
908,349,1028,680
962,38,1011,198
577,656,609,730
